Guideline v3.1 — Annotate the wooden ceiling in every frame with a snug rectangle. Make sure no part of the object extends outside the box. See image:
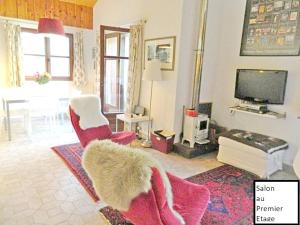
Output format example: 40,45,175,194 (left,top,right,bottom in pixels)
0,0,95,29
60,0,97,7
